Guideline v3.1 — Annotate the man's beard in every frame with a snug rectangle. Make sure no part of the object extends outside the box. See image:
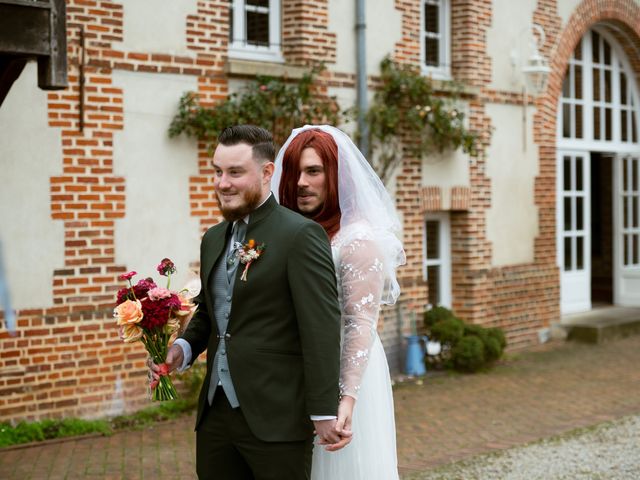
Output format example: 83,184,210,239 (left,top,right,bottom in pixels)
216,185,263,222
297,188,323,218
